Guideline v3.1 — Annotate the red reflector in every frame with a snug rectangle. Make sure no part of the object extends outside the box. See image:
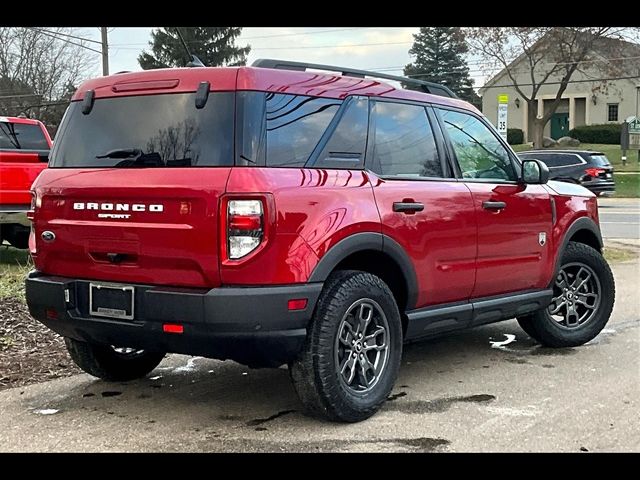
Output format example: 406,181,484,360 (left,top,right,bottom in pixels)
163,324,184,334
45,308,58,320
585,168,604,177
288,299,308,311
229,214,262,231
26,210,35,221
